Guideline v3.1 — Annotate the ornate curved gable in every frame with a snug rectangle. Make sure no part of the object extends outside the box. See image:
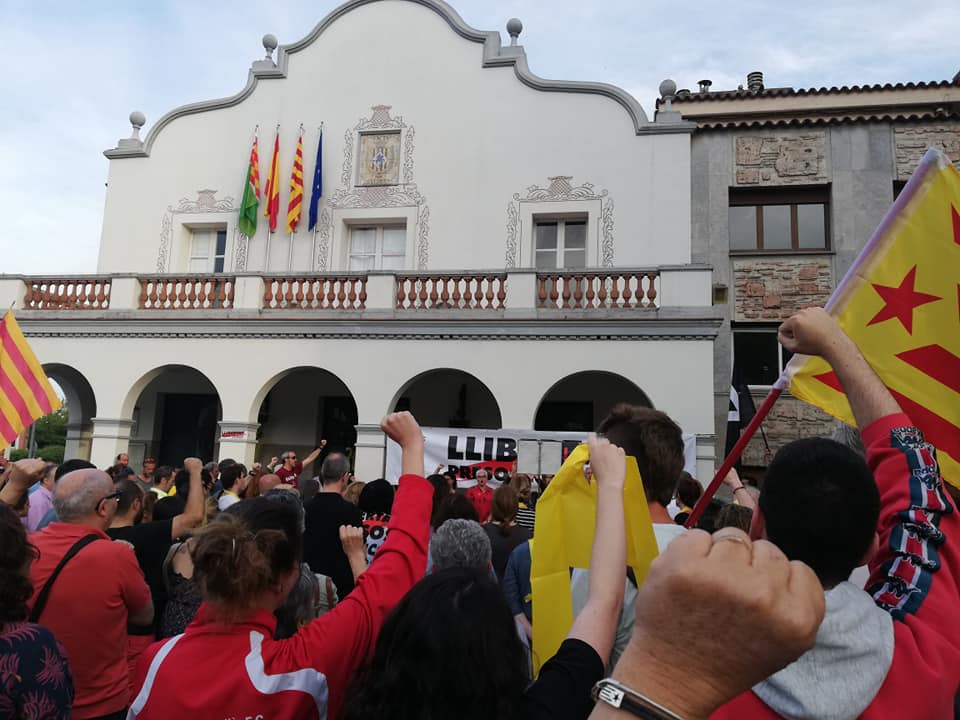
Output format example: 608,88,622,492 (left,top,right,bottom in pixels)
106,0,656,158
